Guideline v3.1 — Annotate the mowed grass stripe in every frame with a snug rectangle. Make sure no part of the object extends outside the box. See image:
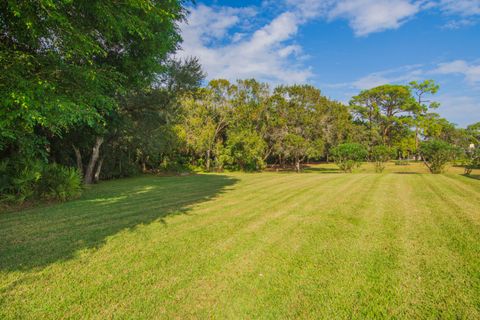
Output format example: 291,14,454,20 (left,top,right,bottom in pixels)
404,174,480,318
1,166,479,319
166,175,371,318
0,174,354,318
271,174,402,319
